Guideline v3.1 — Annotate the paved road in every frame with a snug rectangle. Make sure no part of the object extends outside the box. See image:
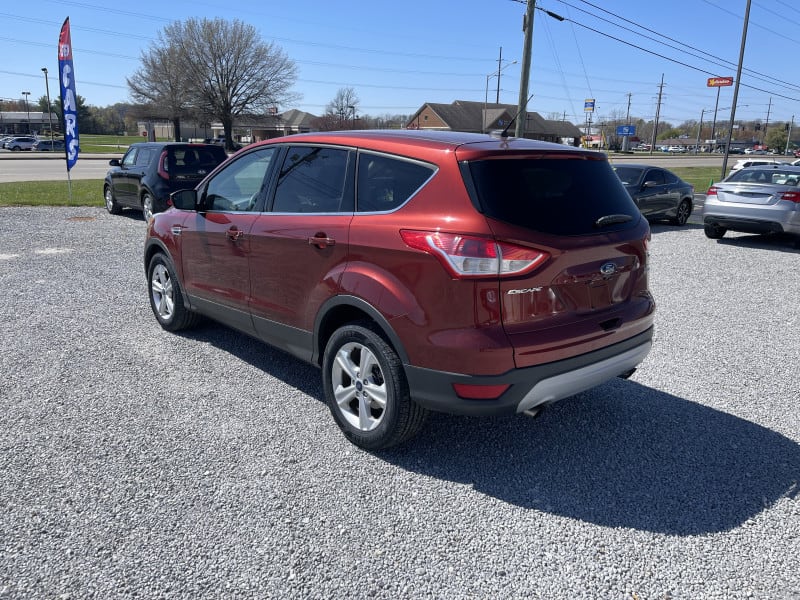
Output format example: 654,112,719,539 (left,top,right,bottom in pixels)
1,206,798,599
0,152,118,183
